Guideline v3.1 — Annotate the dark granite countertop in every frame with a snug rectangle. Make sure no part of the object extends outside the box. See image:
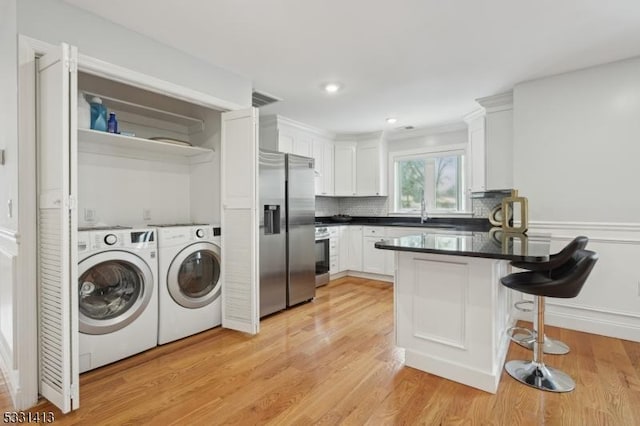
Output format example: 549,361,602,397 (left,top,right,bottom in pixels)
375,229,552,262
315,216,491,232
